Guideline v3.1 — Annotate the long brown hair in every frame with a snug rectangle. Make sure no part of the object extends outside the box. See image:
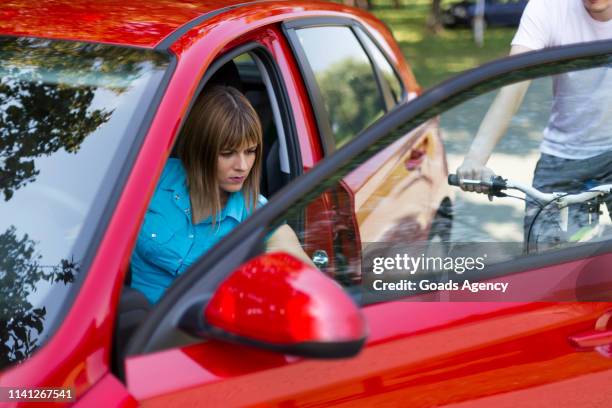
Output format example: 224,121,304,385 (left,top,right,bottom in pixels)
176,85,263,225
